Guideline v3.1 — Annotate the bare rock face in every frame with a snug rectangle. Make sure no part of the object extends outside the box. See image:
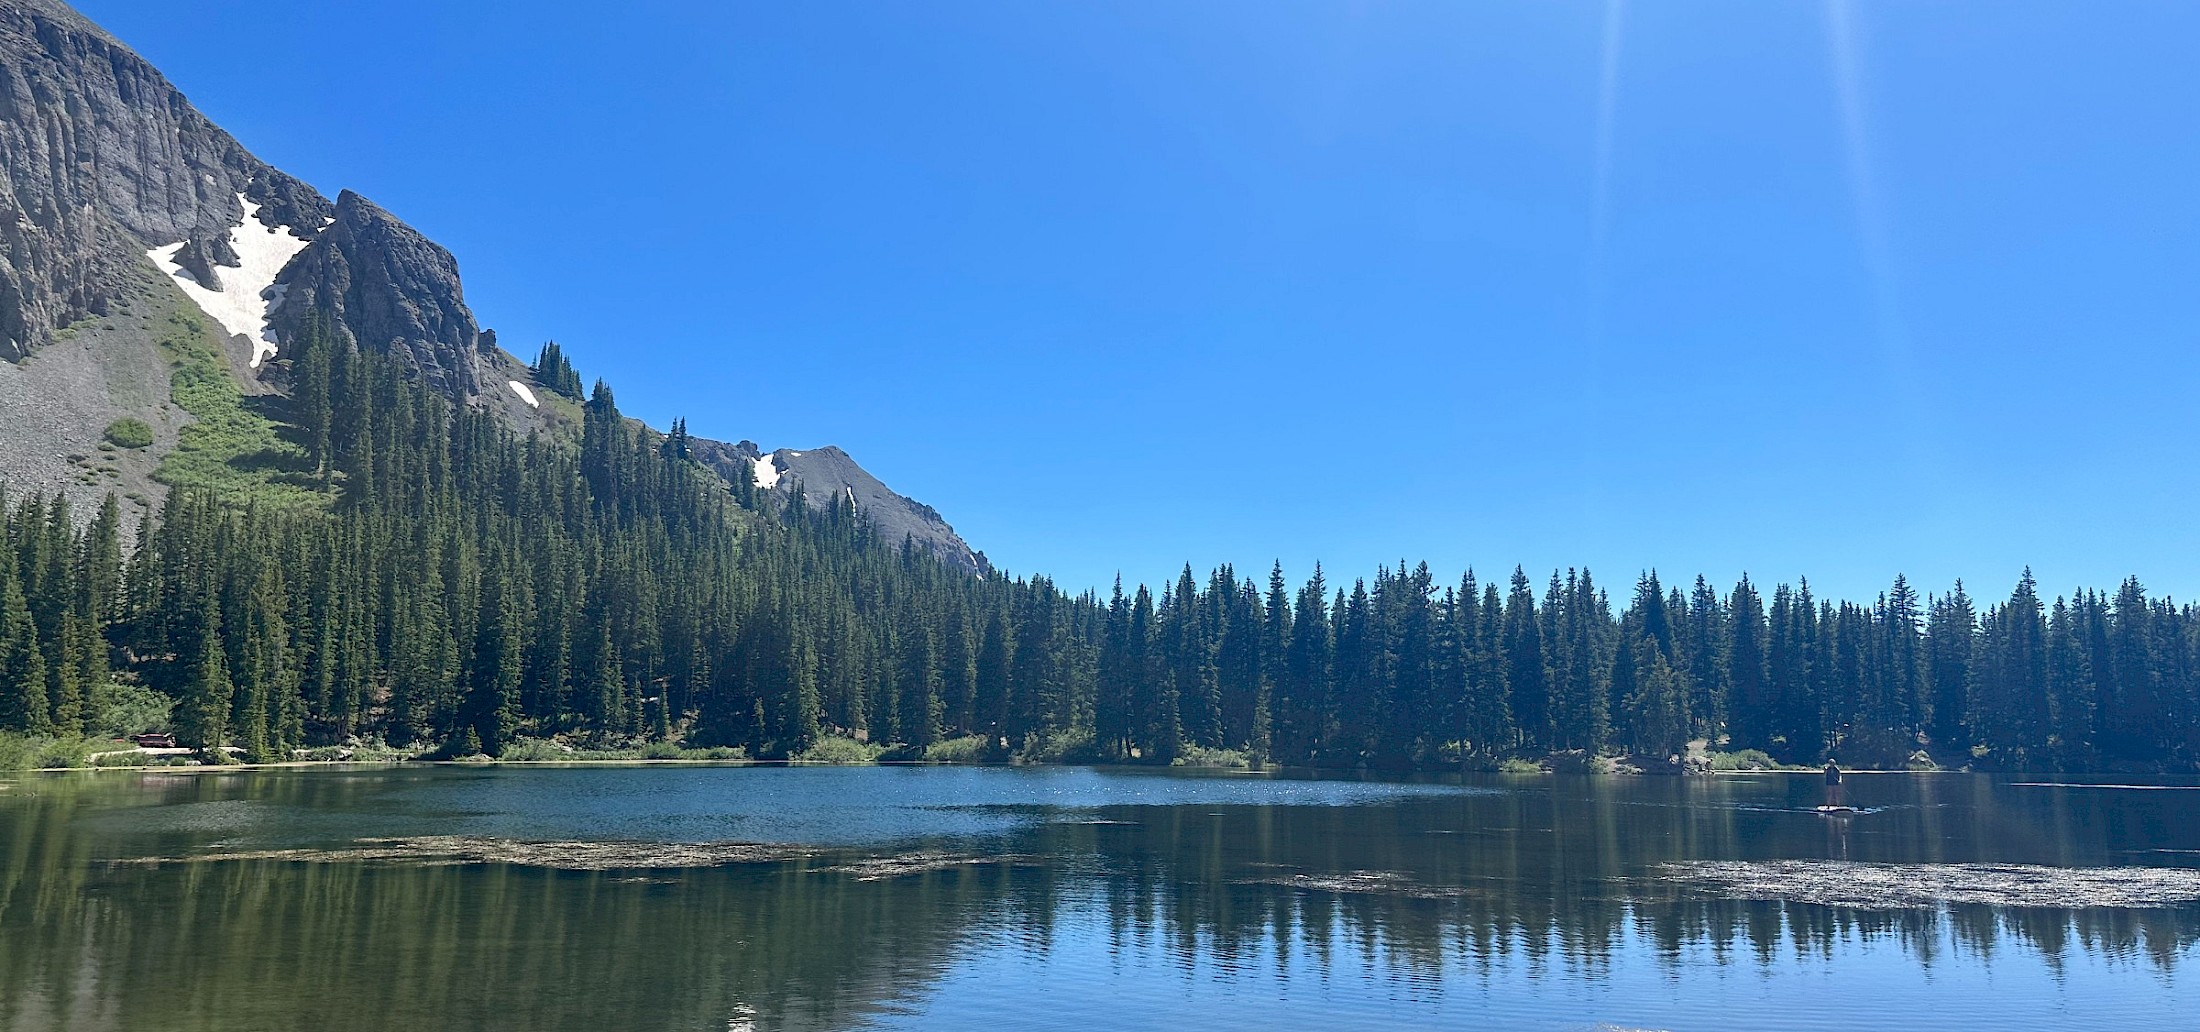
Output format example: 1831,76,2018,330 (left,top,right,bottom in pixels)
0,0,331,358
0,0,480,398
271,190,485,397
